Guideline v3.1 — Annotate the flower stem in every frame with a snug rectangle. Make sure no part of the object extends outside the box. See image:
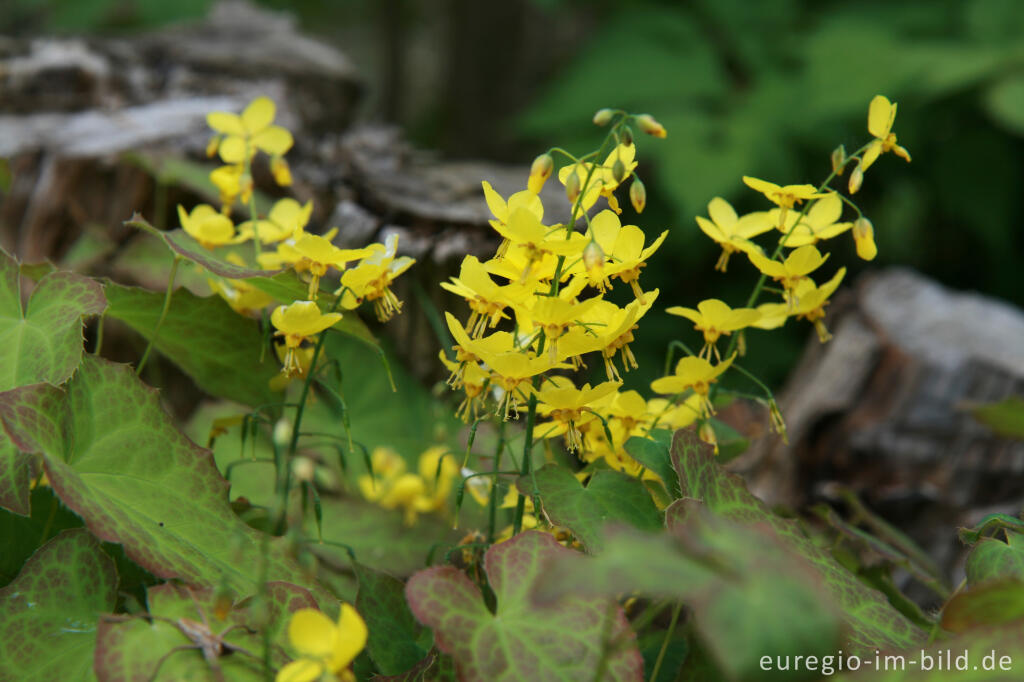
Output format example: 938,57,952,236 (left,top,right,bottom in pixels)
649,602,683,682
137,256,180,375
487,420,506,543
